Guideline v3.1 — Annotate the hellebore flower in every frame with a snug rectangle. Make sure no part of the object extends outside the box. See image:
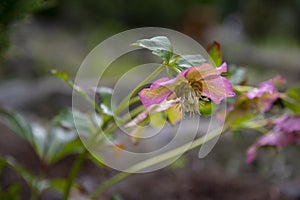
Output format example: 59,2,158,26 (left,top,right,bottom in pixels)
126,62,235,127
245,75,286,112
246,115,300,163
